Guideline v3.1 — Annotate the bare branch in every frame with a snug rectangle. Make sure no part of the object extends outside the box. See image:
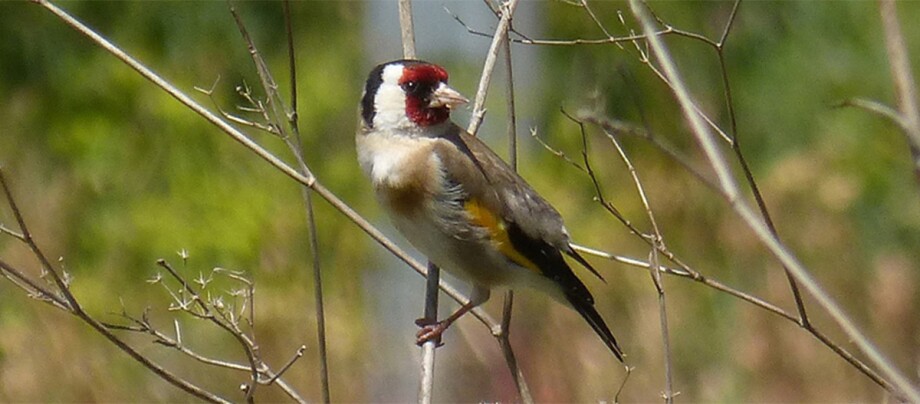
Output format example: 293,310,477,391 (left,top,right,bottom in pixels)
157,259,261,402
496,26,533,403
629,1,918,400
227,1,331,399
467,0,521,135
838,98,907,129
0,258,69,310
0,222,25,240
0,163,80,312
1,165,230,403
265,345,307,385
878,0,920,159
398,0,417,60
876,0,920,185
603,119,673,400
